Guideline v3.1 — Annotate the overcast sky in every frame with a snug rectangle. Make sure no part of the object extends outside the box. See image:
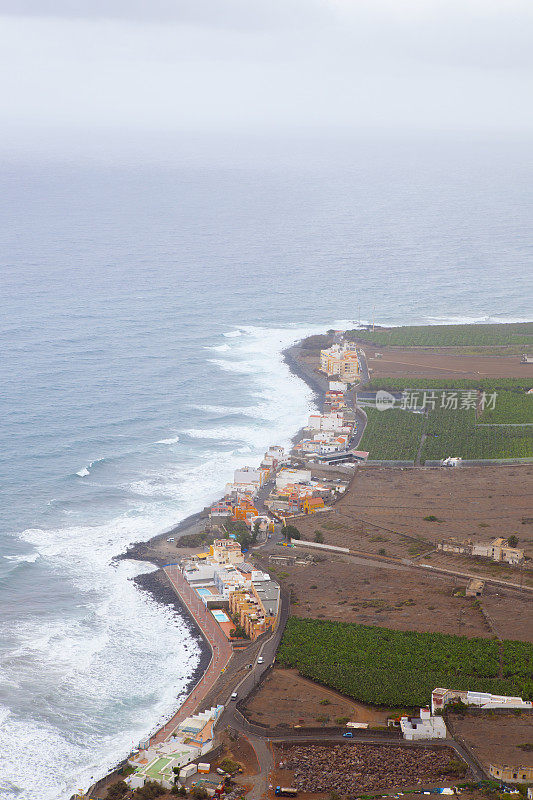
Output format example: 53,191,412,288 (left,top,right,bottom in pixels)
0,0,532,148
